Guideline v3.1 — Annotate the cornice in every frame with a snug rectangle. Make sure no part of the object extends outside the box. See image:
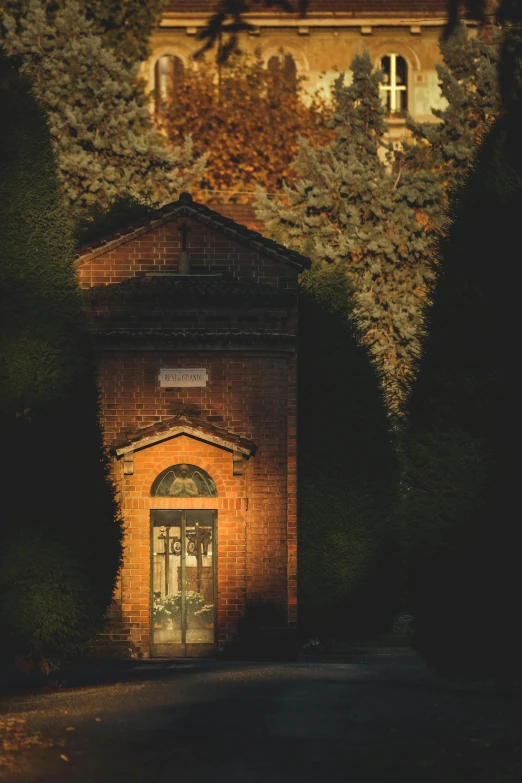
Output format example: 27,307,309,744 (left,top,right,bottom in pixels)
159,15,450,29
